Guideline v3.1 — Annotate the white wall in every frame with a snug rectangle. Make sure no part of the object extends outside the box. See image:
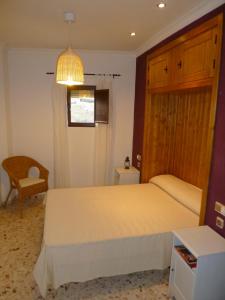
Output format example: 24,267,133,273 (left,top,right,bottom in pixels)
0,44,10,203
6,48,136,188
7,49,55,188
